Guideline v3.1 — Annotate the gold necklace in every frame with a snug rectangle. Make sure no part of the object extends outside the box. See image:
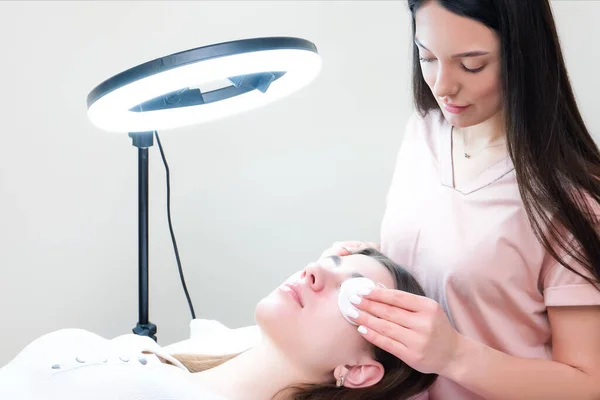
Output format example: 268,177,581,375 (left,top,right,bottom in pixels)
462,131,506,159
